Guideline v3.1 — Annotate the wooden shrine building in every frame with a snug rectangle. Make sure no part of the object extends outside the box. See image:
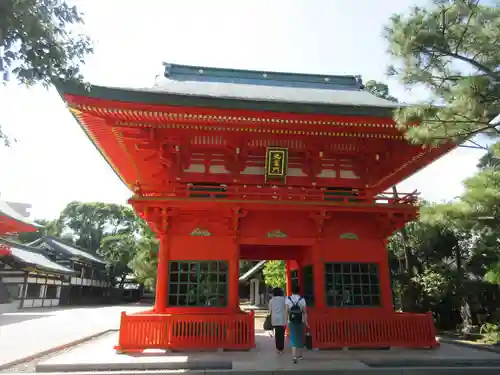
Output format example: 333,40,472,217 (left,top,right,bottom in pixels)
0,199,75,312
0,237,77,311
57,64,454,352
29,236,111,305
